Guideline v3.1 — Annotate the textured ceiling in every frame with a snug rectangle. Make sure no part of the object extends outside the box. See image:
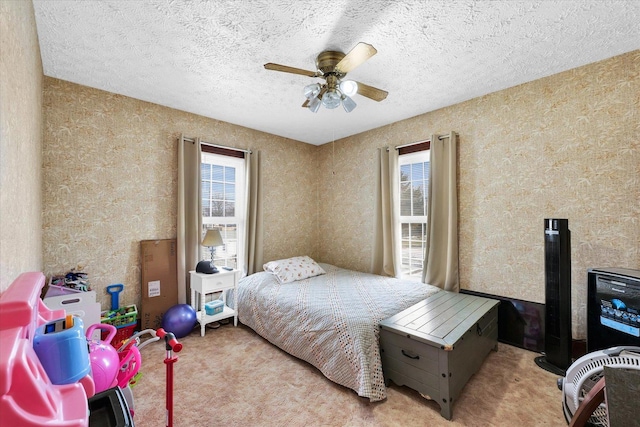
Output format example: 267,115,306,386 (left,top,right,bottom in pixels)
33,0,640,146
